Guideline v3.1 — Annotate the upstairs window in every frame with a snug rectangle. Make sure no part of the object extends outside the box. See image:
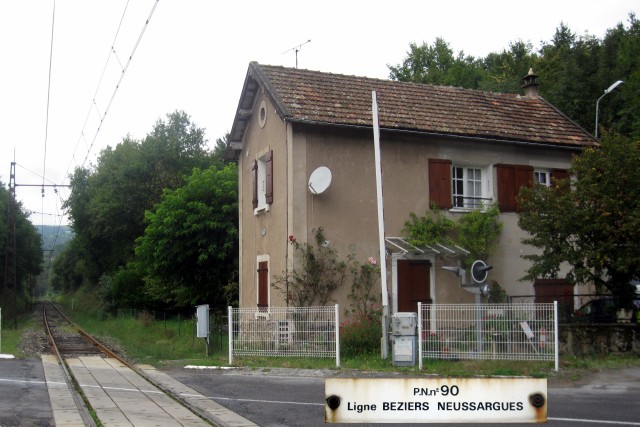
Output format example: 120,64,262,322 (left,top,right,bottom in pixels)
452,166,484,209
429,158,491,211
252,150,273,212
